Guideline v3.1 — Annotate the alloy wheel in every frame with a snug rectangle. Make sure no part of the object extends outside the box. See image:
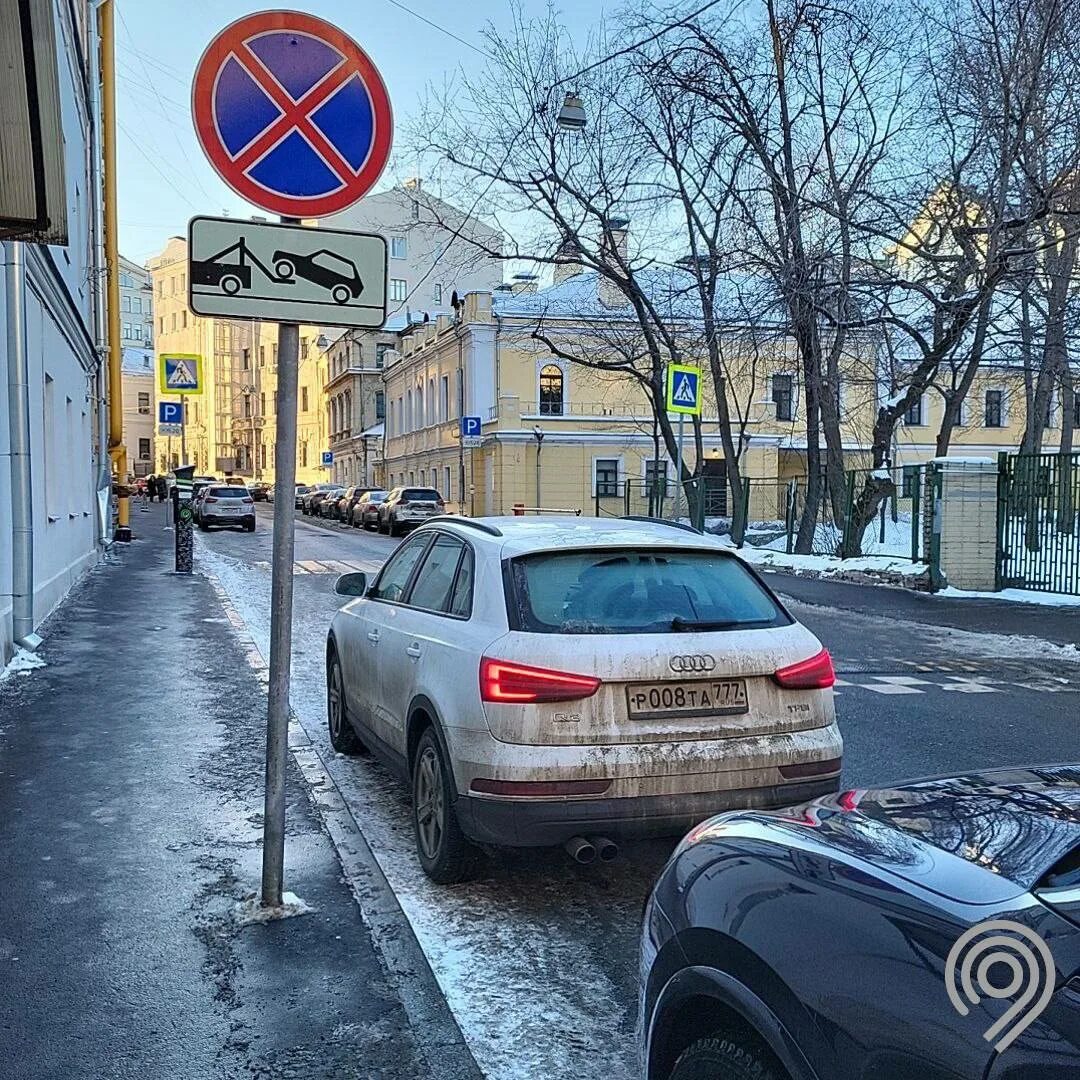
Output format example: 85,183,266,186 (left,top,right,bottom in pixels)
414,746,445,861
